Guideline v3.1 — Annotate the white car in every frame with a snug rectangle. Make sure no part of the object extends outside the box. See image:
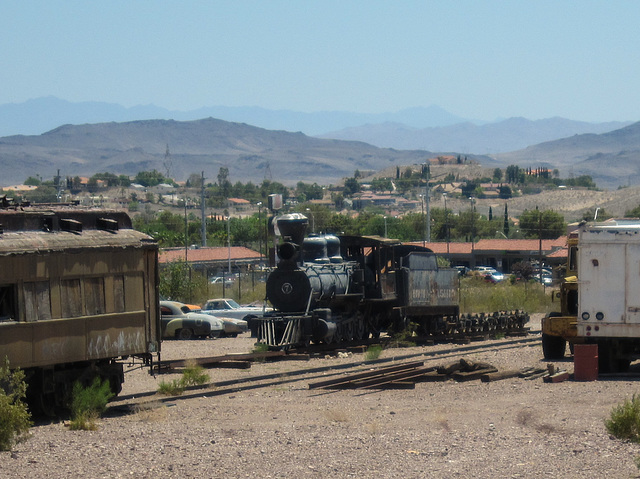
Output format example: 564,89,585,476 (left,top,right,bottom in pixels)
201,298,270,321
474,266,504,281
160,300,224,340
